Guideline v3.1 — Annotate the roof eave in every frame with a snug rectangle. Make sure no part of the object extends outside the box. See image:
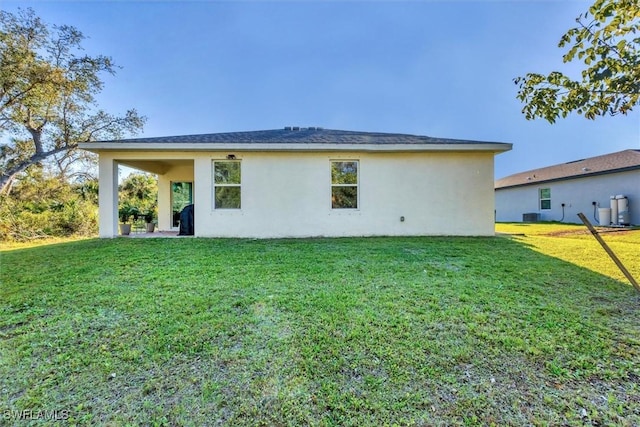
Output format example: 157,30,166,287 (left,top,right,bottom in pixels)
495,165,640,190
79,142,512,153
